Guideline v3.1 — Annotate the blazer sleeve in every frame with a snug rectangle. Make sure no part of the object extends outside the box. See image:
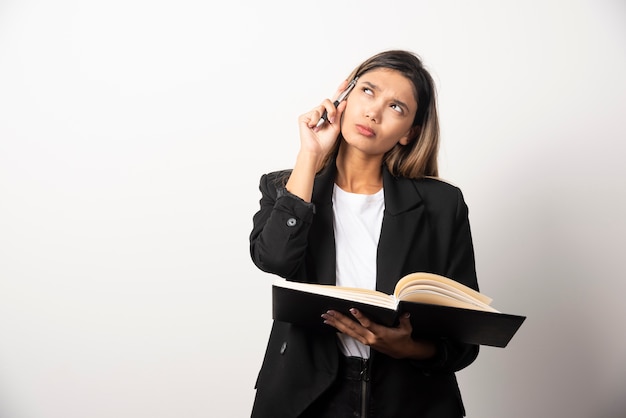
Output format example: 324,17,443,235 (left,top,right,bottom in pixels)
434,186,480,372
249,172,316,279
446,187,479,290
